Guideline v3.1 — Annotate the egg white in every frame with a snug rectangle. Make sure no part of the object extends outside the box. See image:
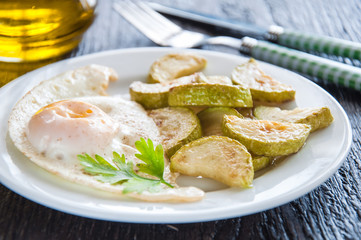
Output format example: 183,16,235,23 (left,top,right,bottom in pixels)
8,65,204,202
